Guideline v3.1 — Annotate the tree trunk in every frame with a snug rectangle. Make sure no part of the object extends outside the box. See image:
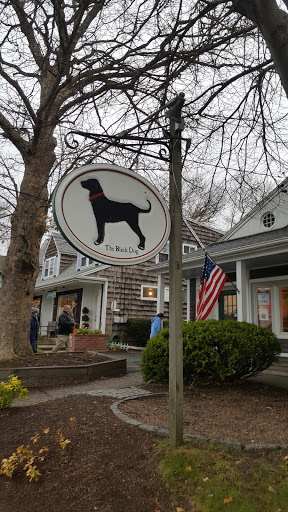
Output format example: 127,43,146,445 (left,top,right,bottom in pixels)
232,0,288,97
0,135,56,359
